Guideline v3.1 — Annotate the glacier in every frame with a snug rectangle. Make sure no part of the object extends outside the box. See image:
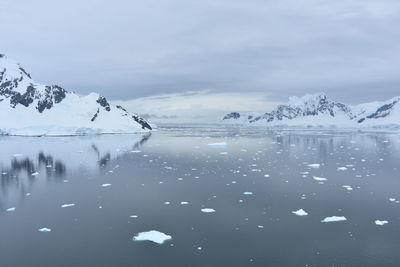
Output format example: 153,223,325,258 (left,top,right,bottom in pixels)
0,54,152,136
223,93,400,129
